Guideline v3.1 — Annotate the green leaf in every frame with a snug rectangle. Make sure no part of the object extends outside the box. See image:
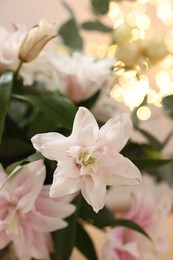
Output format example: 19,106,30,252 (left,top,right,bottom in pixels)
161,129,173,150
162,95,173,118
51,195,81,260
112,219,152,241
91,0,110,15
61,0,75,18
0,72,14,144
135,126,162,151
0,152,44,192
79,197,115,228
0,137,34,162
131,157,173,170
76,222,98,260
82,20,112,32
59,18,83,49
12,90,77,130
